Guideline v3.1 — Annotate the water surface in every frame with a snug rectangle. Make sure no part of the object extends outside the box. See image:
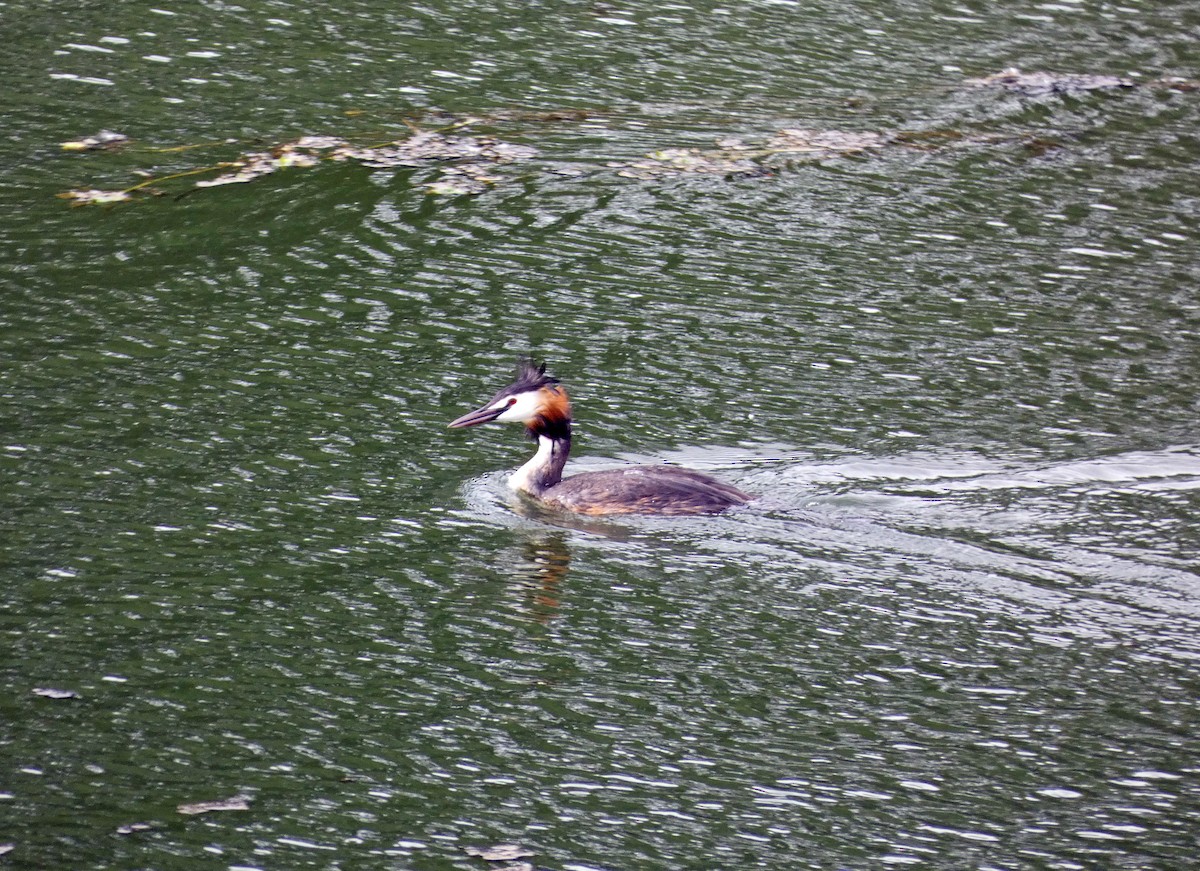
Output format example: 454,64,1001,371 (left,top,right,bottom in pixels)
2,0,1199,868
